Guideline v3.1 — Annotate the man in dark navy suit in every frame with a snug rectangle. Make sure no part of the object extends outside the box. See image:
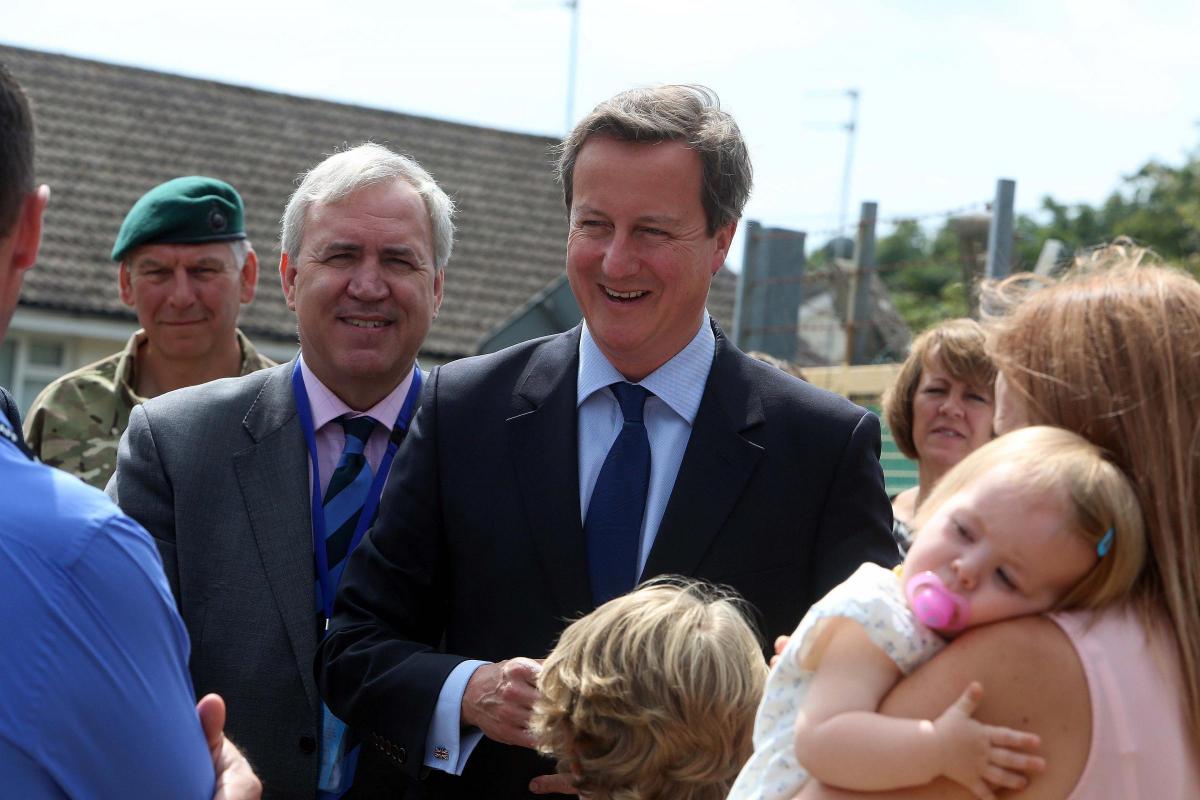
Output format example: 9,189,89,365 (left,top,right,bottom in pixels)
319,84,898,799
